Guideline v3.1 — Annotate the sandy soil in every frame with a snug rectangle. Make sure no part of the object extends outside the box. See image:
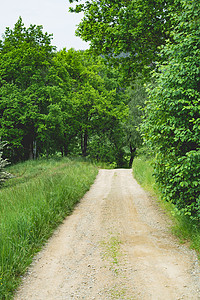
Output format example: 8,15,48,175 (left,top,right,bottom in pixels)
15,169,200,299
